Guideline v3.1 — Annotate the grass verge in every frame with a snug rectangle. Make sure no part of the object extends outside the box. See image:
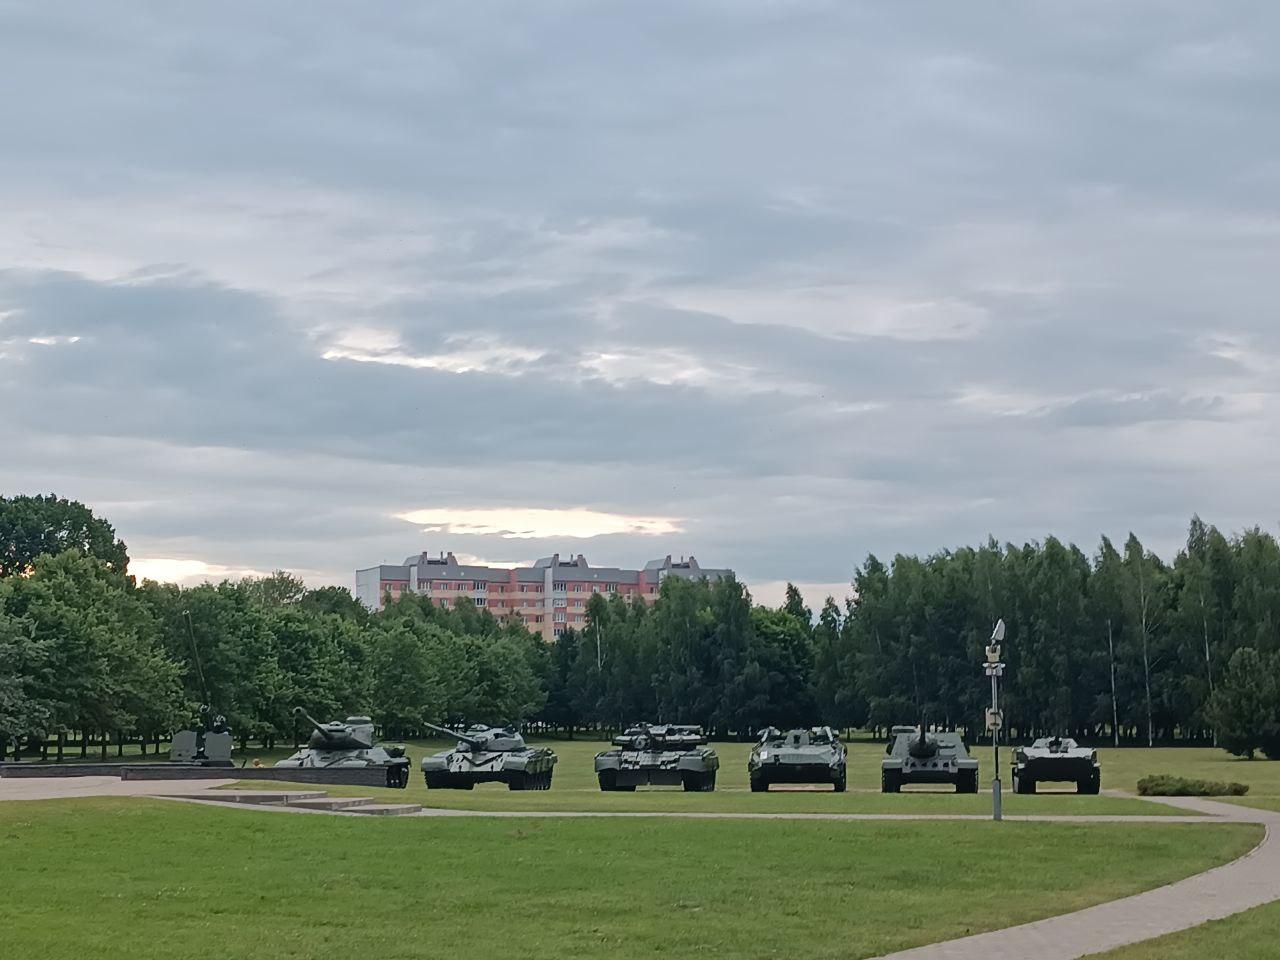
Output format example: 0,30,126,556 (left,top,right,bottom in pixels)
0,798,1259,960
